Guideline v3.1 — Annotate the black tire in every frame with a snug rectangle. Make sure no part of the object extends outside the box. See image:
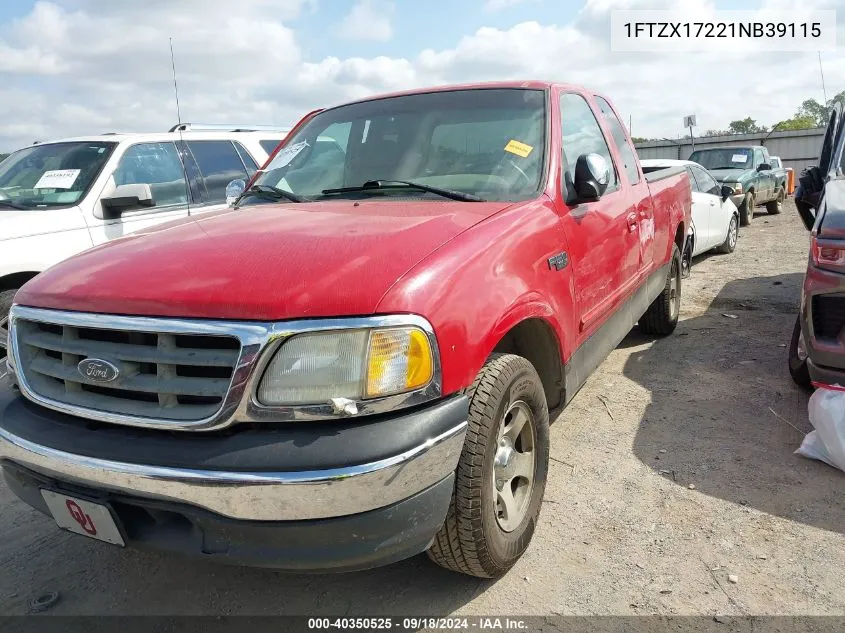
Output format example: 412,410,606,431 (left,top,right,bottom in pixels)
427,353,550,578
0,288,16,360
739,192,755,226
681,232,693,279
788,315,812,391
766,188,784,214
638,244,681,336
717,214,739,254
